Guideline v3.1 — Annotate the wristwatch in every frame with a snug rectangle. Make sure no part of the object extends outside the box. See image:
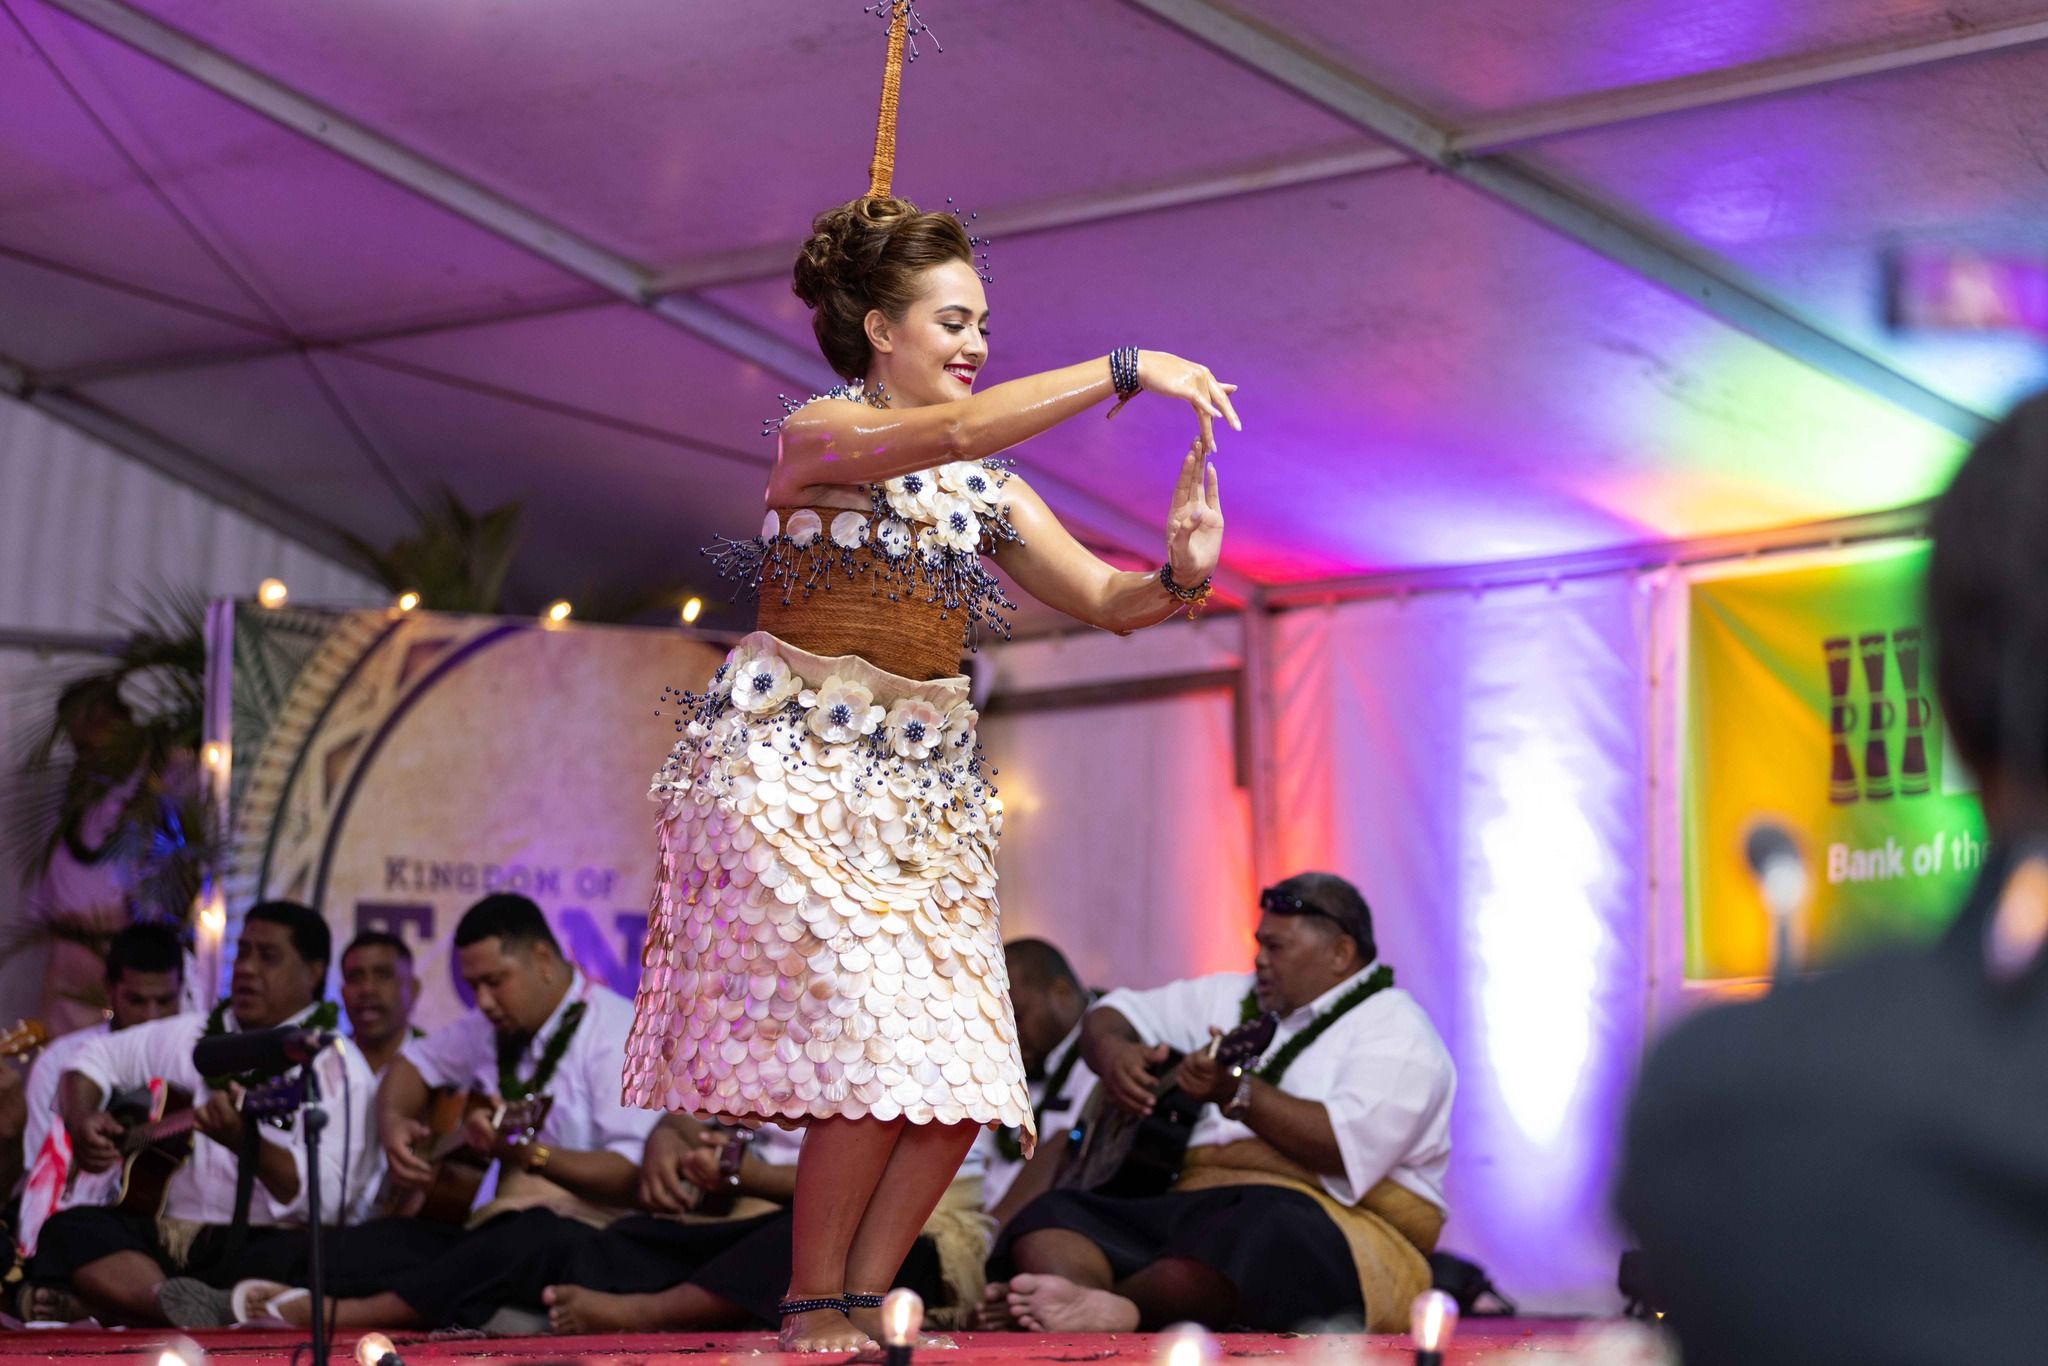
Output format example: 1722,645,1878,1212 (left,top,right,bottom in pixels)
1222,1065,1253,1121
